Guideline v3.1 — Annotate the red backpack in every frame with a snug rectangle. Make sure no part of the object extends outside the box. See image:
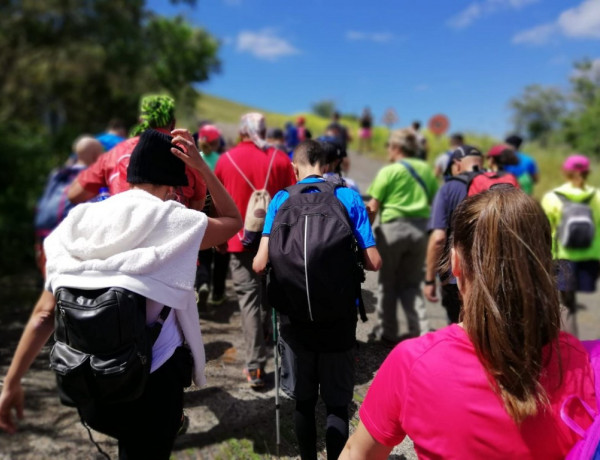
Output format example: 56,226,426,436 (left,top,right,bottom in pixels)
450,170,519,196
